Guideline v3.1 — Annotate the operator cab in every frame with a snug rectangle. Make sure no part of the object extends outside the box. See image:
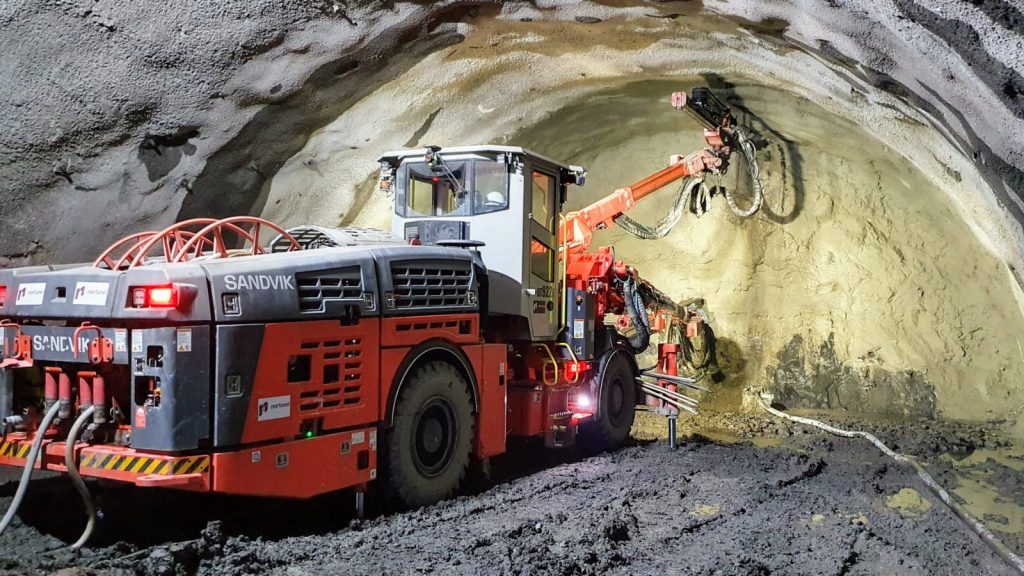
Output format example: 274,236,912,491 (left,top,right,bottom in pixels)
377,145,586,340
